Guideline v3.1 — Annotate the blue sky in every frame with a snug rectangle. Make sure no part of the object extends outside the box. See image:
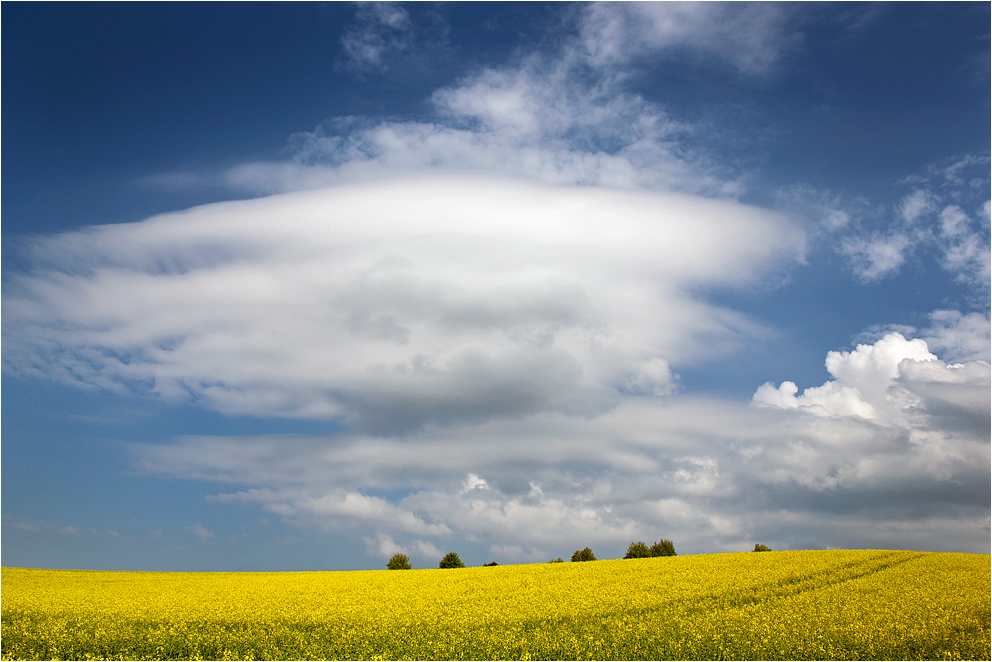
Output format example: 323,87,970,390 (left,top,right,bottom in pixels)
2,2,989,571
